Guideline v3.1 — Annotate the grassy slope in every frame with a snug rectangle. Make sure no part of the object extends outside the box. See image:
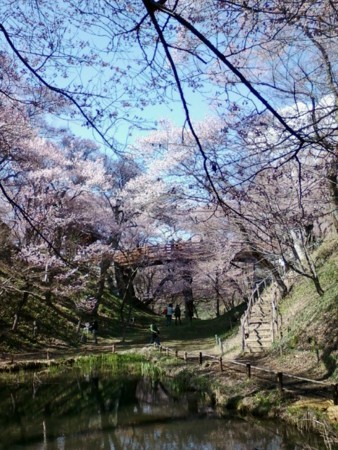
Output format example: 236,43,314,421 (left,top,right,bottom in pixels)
0,238,337,383
273,237,338,380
